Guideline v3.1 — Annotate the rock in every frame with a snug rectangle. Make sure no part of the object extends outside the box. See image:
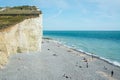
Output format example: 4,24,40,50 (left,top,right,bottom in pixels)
0,15,42,67
53,54,57,56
